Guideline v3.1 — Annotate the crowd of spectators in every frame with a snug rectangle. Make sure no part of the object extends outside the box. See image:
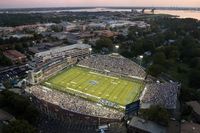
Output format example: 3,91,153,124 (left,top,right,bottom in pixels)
27,85,124,120
141,82,180,109
78,55,146,79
